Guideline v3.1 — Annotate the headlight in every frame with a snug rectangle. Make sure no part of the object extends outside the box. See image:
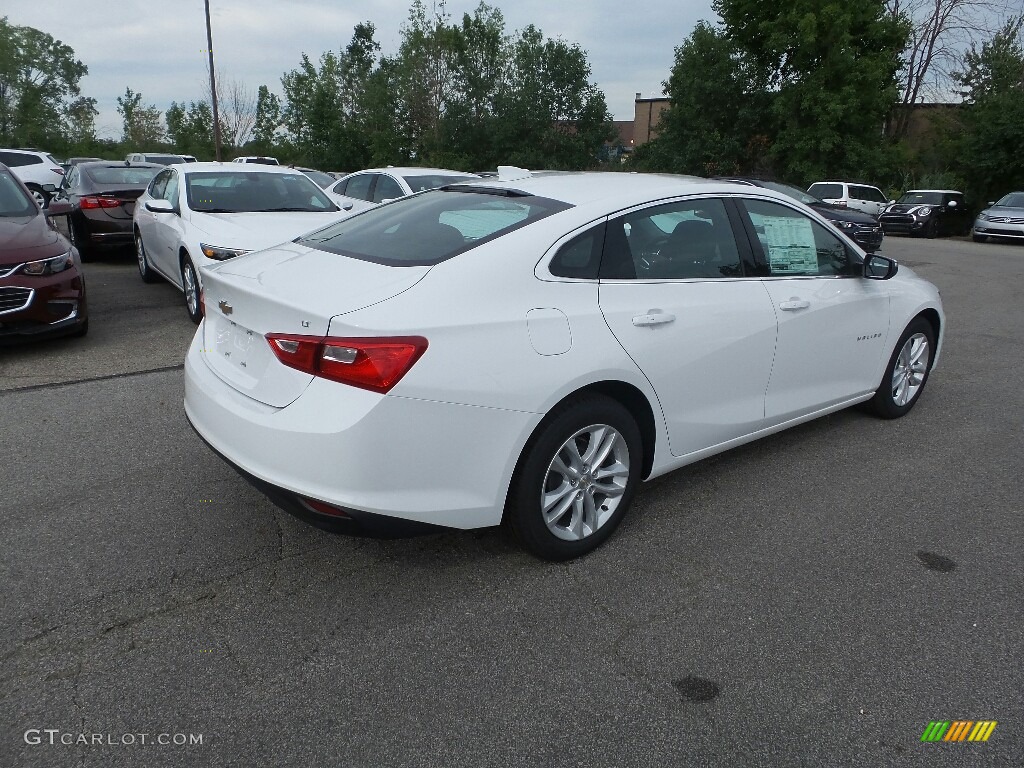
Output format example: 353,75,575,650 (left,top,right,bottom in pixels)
977,212,991,221
21,250,73,276
917,207,932,217
200,243,250,261
834,220,856,230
